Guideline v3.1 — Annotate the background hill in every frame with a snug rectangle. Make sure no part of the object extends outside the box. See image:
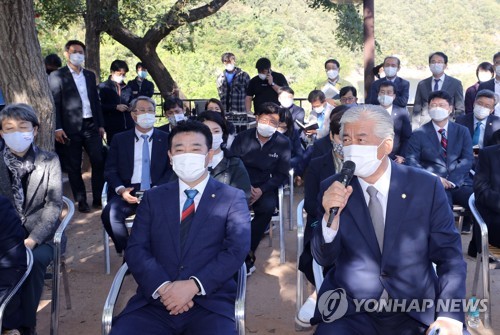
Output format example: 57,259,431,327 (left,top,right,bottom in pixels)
37,0,500,102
